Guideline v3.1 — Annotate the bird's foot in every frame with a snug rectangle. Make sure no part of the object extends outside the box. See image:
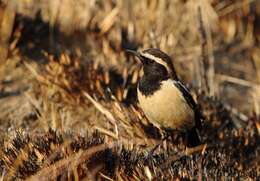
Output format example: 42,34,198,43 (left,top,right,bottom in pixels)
145,134,170,164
